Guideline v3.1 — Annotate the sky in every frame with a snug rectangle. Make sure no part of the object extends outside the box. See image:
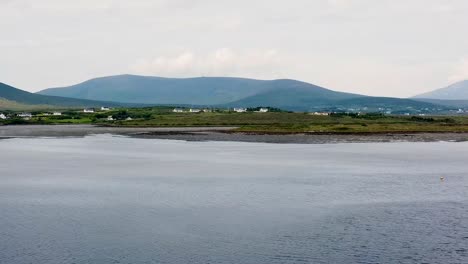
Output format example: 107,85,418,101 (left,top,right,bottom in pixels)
1,0,468,97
